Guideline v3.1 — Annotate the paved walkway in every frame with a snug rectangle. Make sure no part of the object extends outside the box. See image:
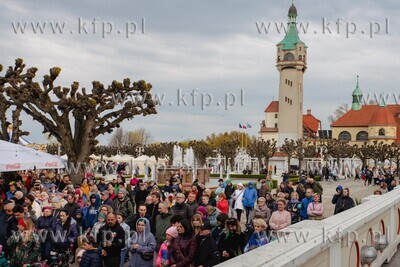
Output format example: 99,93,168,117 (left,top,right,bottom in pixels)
382,245,400,266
